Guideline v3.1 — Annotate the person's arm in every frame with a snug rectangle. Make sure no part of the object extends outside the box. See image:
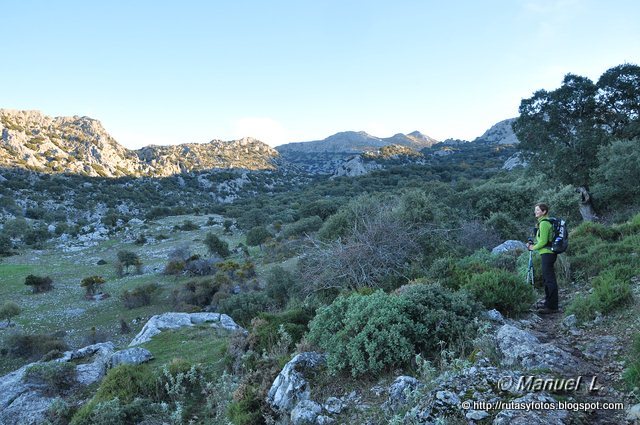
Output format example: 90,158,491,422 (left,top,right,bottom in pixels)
531,220,551,251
